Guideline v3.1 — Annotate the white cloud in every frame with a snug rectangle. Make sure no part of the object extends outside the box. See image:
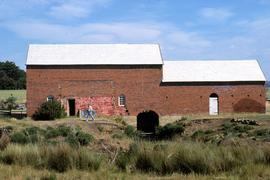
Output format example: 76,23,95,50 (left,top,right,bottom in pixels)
1,20,211,58
0,0,111,20
48,0,111,19
200,8,234,21
49,4,89,19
